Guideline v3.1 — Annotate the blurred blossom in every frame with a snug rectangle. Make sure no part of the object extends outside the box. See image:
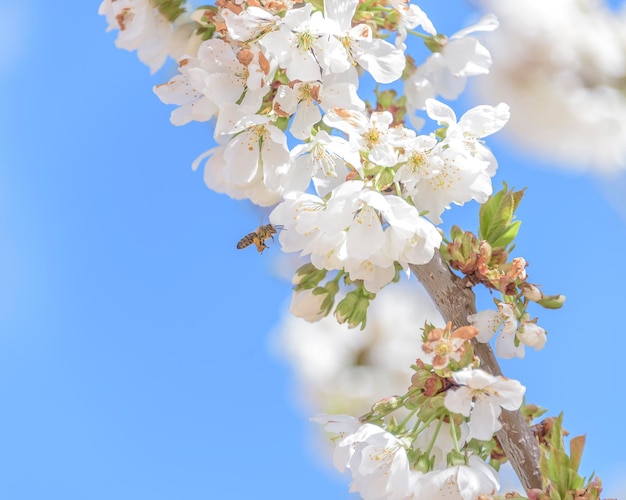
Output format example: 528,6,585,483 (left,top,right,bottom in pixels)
272,283,443,416
477,0,626,172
